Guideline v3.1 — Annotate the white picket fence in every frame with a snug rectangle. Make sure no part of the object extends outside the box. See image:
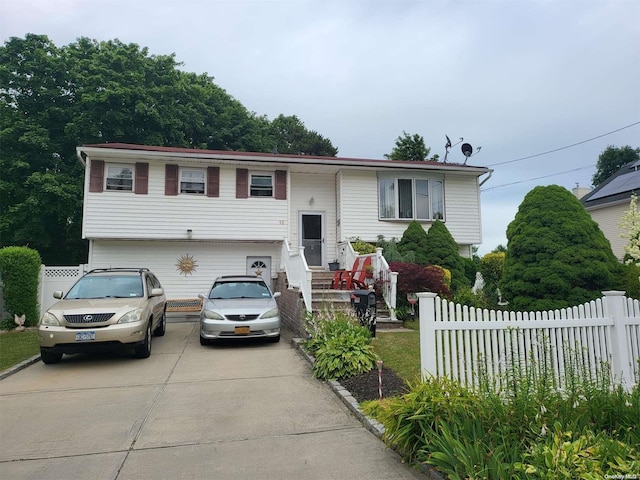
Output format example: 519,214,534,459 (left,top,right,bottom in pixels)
418,291,640,392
